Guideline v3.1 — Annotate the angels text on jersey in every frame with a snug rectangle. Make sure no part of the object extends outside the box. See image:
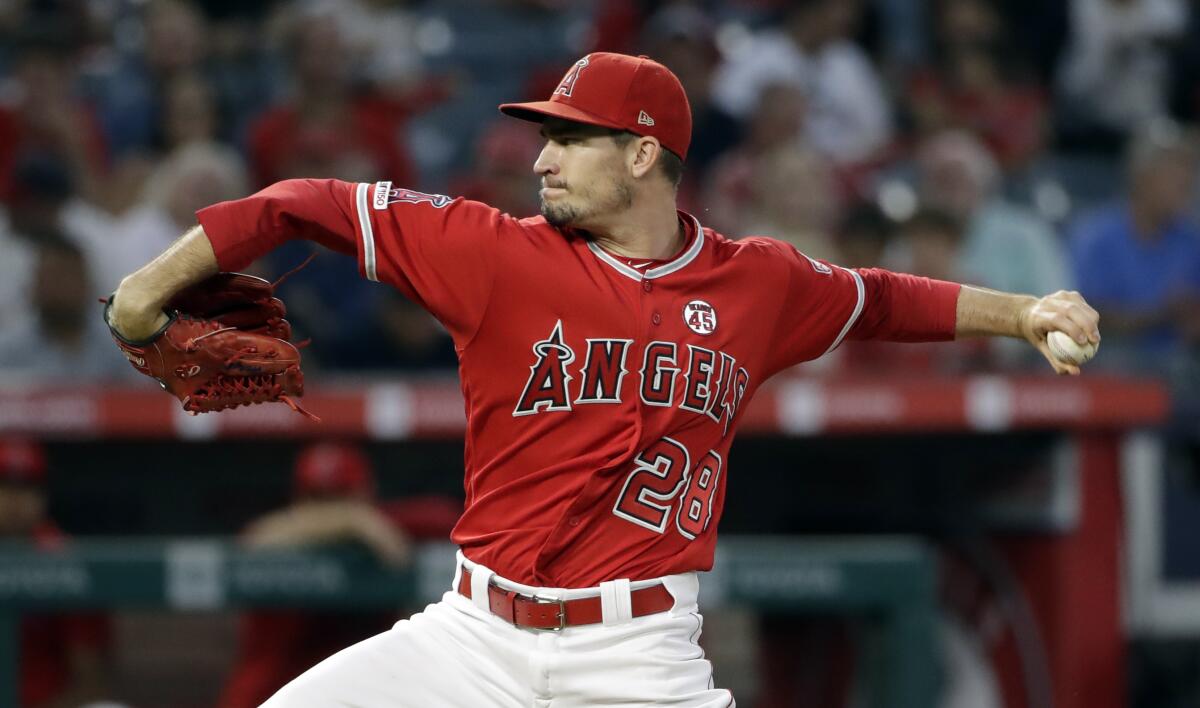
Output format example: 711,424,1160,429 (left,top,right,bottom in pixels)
513,320,751,437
